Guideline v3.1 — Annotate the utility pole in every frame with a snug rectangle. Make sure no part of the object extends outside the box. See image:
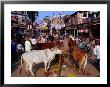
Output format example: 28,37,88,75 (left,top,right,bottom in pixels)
59,12,62,34
57,55,62,77
59,13,61,19
50,17,52,35
57,12,62,77
25,11,27,30
50,12,55,35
